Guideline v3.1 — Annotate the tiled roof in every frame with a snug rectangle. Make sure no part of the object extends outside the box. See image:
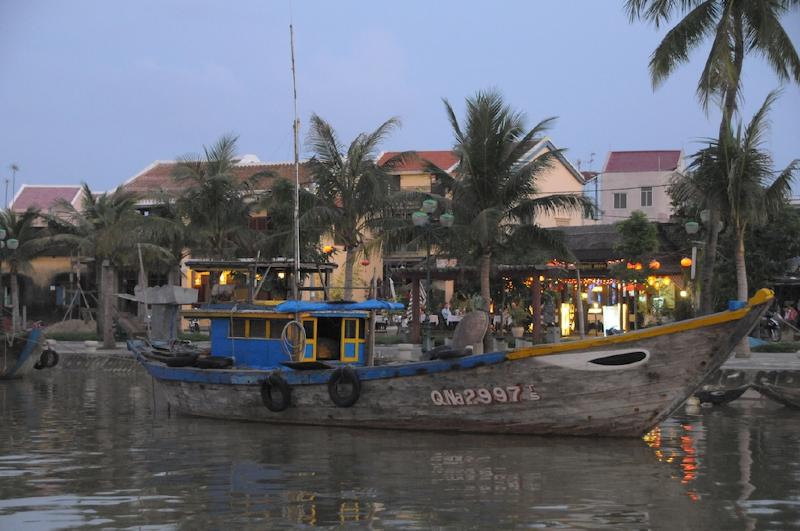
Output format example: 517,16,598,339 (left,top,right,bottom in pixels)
11,185,82,212
604,151,681,173
581,171,599,182
123,161,312,196
377,150,459,173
